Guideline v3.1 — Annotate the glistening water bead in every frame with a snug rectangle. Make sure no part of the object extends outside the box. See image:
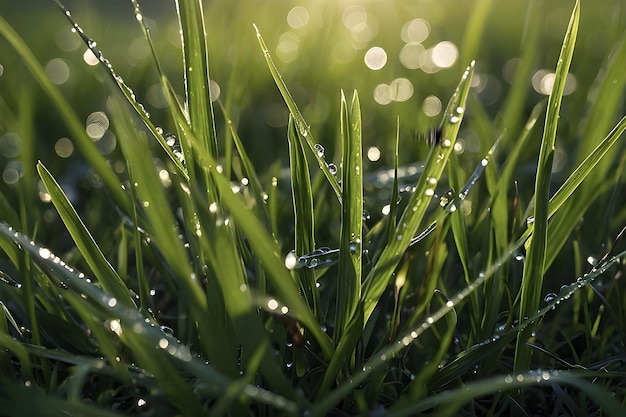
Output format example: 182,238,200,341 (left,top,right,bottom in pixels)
314,143,325,157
